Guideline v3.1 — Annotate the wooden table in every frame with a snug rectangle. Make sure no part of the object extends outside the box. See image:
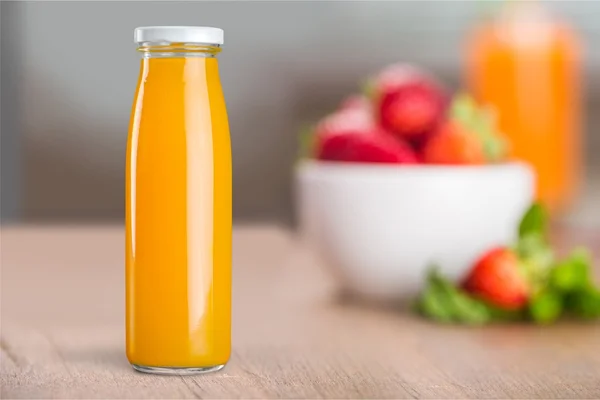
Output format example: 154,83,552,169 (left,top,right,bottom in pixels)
2,225,600,399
